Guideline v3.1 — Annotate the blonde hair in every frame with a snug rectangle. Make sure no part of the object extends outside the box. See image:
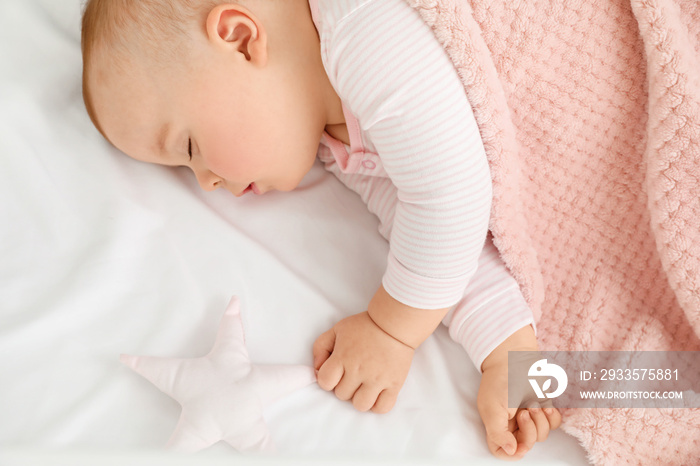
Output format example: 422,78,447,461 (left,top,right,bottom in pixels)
80,0,217,136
